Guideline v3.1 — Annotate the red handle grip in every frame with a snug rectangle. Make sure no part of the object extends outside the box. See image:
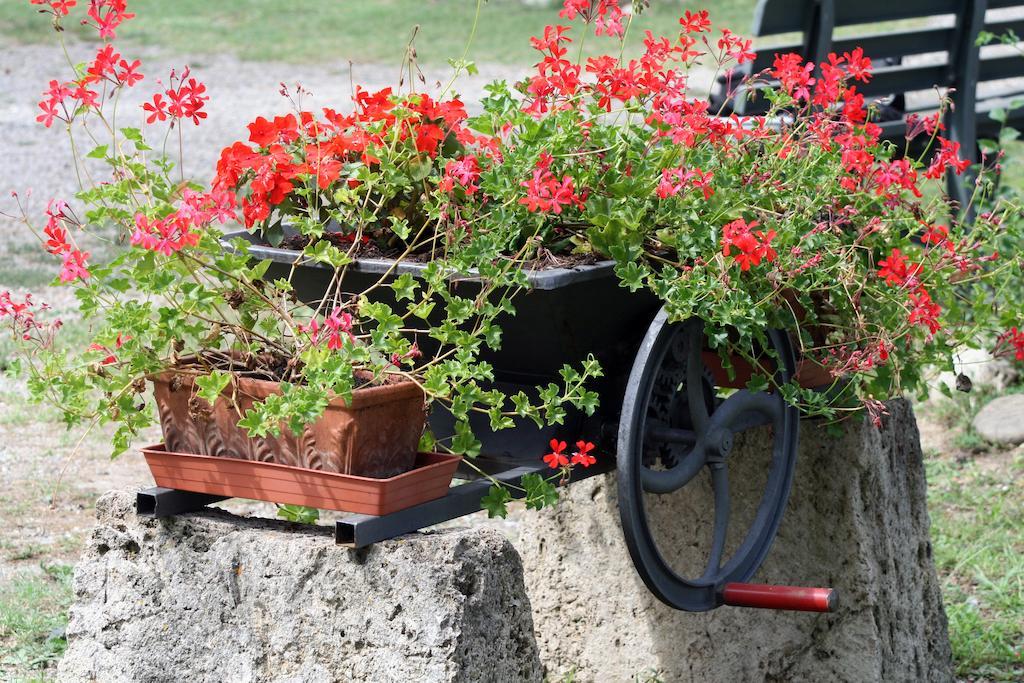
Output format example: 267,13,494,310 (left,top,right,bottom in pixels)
721,583,837,612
